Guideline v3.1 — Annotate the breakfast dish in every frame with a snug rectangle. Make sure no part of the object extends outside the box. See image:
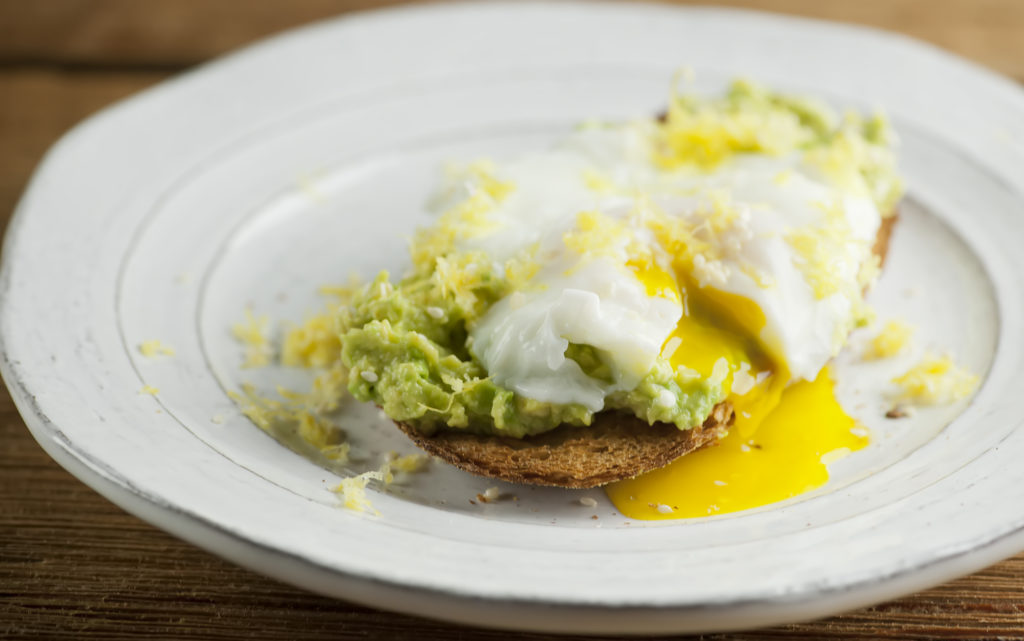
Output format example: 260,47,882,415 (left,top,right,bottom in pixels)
2,3,1018,633
300,79,914,514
